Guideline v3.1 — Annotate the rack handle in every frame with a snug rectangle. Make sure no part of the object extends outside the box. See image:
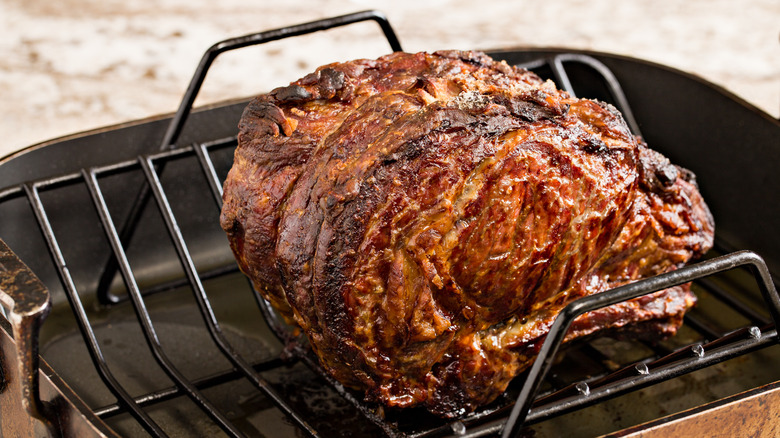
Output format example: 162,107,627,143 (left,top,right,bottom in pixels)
96,10,402,305
502,250,780,437
159,9,403,151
